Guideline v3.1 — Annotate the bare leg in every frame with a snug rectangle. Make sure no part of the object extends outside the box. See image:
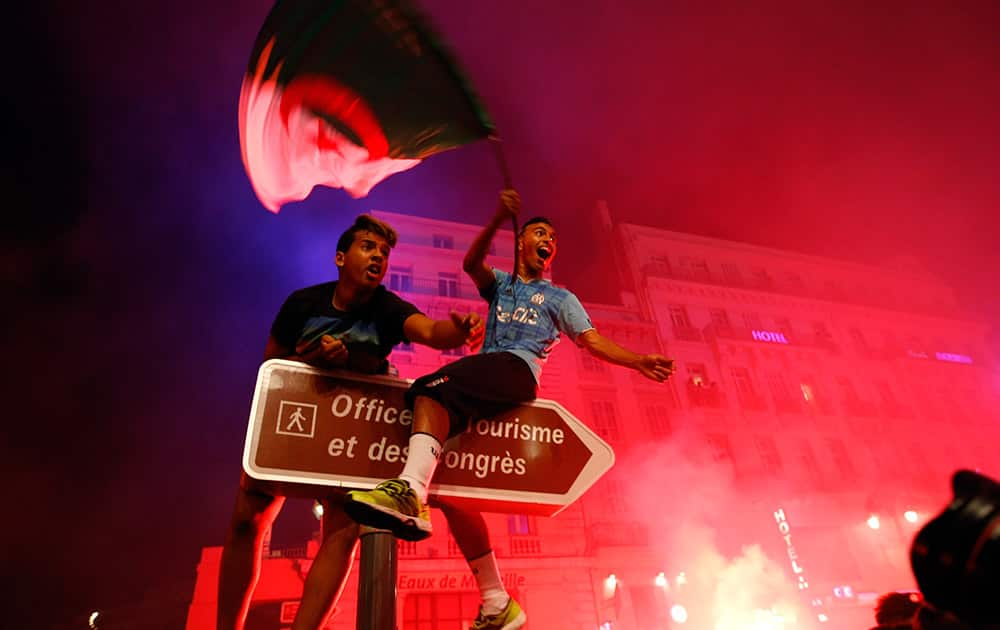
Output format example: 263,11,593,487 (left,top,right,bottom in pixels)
412,395,451,444
291,498,360,630
218,486,284,630
441,503,512,616
440,503,491,560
